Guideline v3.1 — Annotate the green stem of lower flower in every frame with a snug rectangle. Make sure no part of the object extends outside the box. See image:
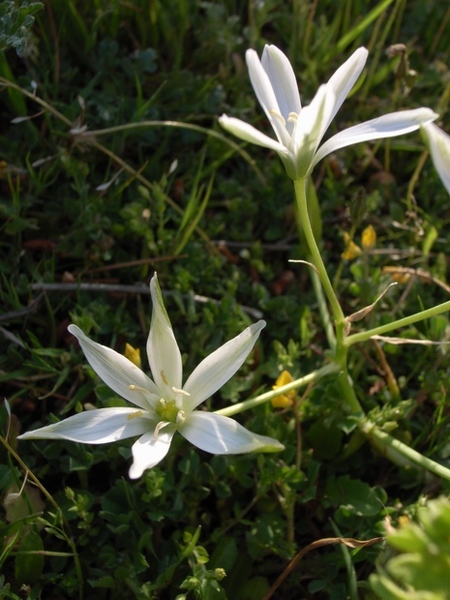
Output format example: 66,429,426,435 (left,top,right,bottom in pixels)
334,360,364,416
215,363,340,417
345,299,450,347
294,178,345,328
360,421,450,482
